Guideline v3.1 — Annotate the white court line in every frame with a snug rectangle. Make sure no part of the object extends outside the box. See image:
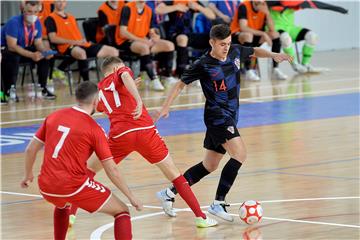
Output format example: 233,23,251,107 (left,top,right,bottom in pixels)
231,214,360,229
0,76,358,114
90,196,360,239
0,191,42,198
1,87,359,126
